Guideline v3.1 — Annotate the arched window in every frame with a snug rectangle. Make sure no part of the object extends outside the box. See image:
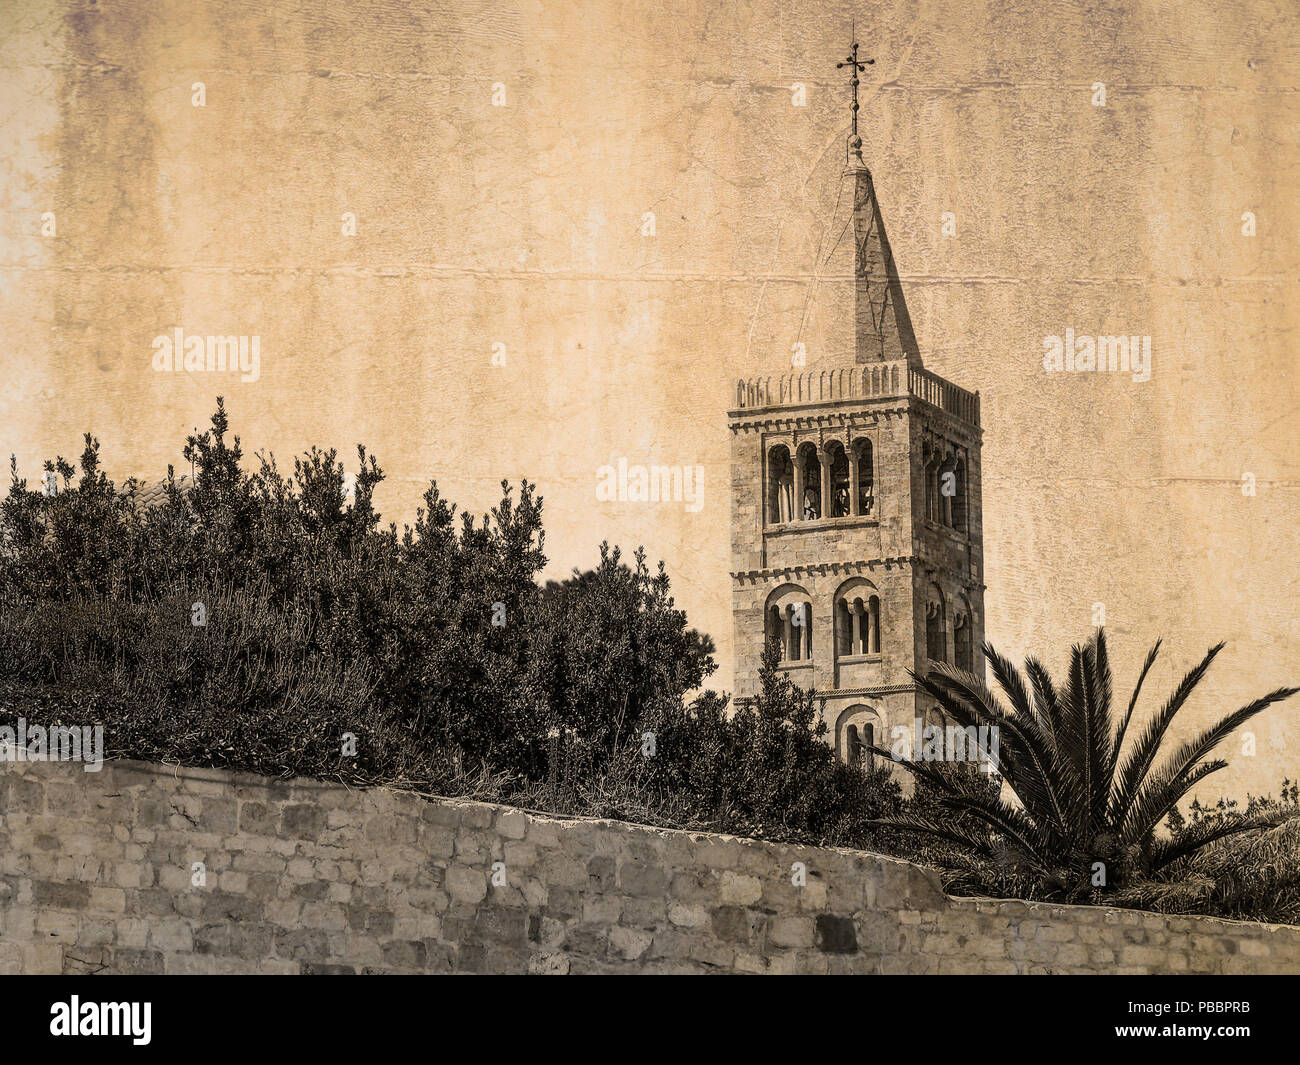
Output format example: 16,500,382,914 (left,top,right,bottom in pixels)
954,611,973,673
826,441,850,517
846,724,862,767
796,443,821,520
834,578,882,657
939,454,958,527
852,437,874,516
837,705,881,767
953,456,968,532
765,585,813,663
925,583,947,663
767,445,794,524
925,455,940,523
